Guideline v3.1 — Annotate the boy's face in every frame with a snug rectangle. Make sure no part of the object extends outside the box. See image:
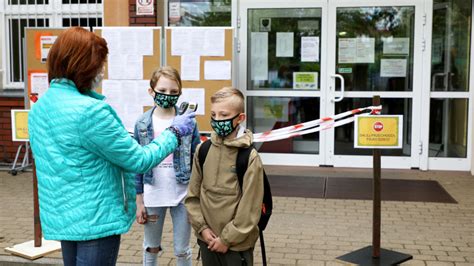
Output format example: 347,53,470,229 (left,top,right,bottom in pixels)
210,97,245,124
148,76,180,96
